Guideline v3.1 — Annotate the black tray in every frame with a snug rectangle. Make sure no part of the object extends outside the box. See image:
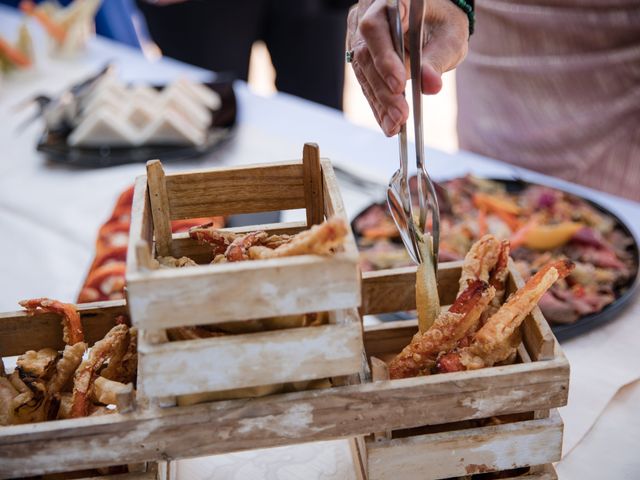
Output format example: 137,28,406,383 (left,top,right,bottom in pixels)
352,177,639,342
36,79,237,168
